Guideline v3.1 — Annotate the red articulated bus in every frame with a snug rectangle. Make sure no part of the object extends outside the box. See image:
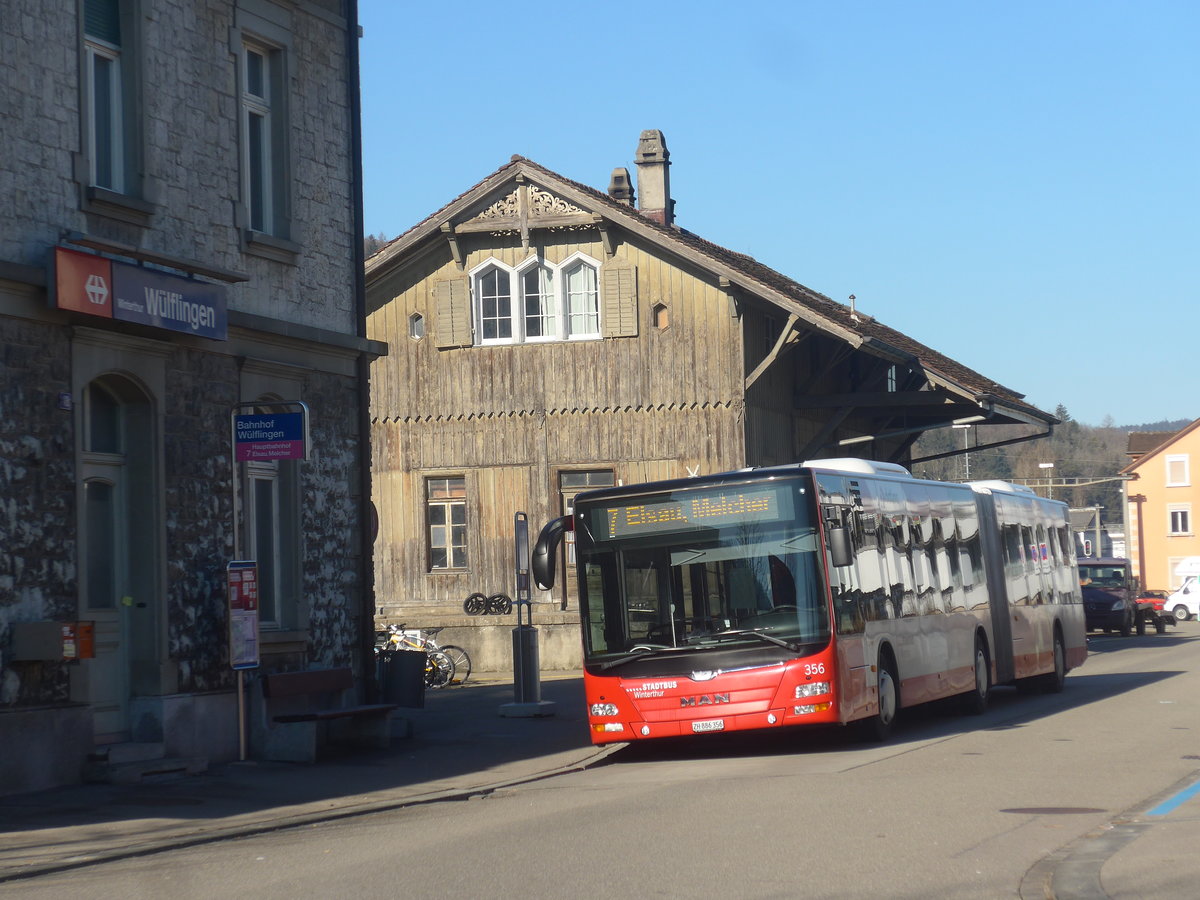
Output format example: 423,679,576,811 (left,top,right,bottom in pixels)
531,458,1087,744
